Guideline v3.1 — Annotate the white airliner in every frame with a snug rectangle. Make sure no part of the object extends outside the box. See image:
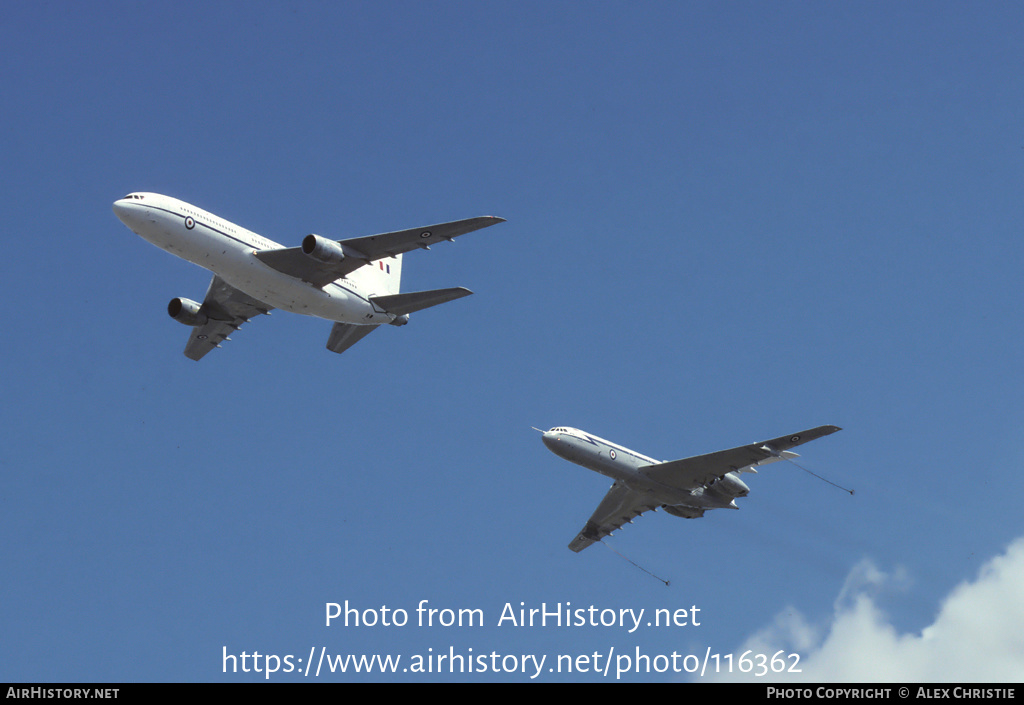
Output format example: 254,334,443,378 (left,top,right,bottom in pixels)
540,425,841,552
112,192,504,360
